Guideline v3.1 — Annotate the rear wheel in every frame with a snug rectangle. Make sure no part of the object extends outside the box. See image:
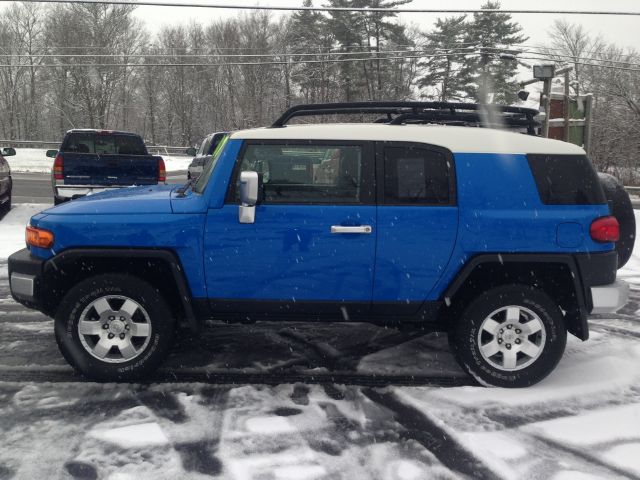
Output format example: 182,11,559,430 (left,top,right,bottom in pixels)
449,285,566,388
55,274,176,381
598,173,635,268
